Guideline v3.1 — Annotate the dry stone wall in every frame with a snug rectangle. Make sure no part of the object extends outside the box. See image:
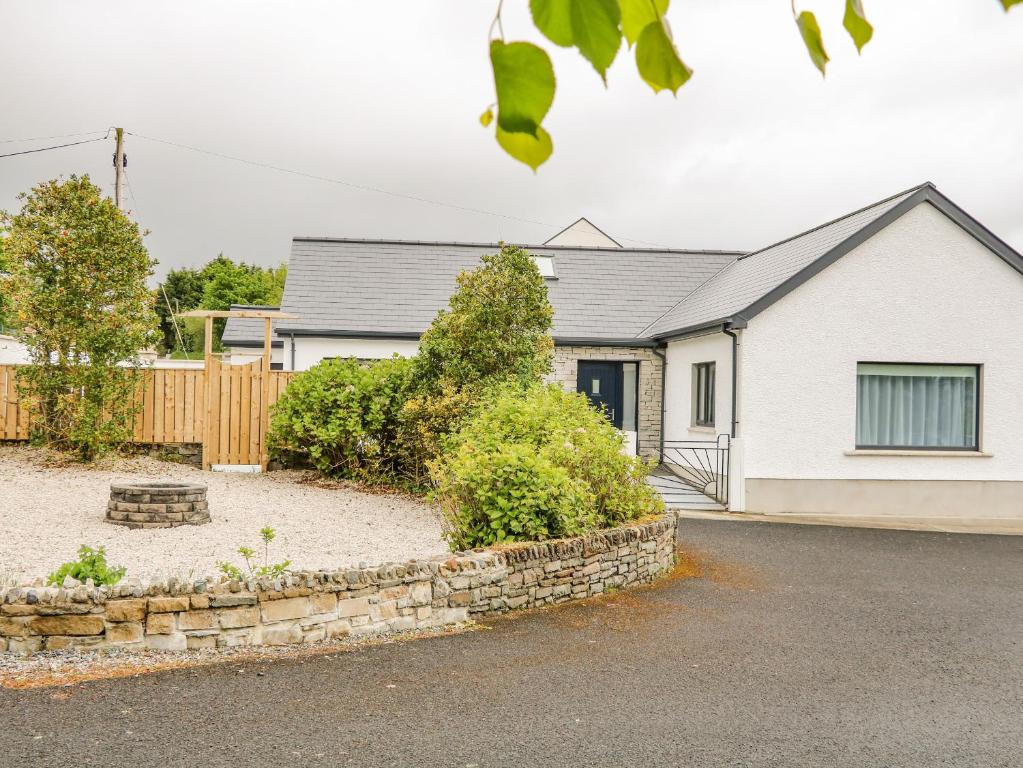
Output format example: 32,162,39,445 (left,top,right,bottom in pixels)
0,513,676,654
